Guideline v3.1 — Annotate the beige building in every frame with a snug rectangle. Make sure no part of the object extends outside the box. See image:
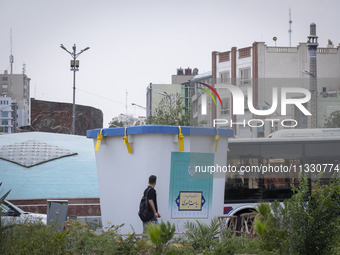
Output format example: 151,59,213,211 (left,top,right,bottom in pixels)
0,70,30,133
147,68,196,119
209,25,340,137
146,83,182,118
